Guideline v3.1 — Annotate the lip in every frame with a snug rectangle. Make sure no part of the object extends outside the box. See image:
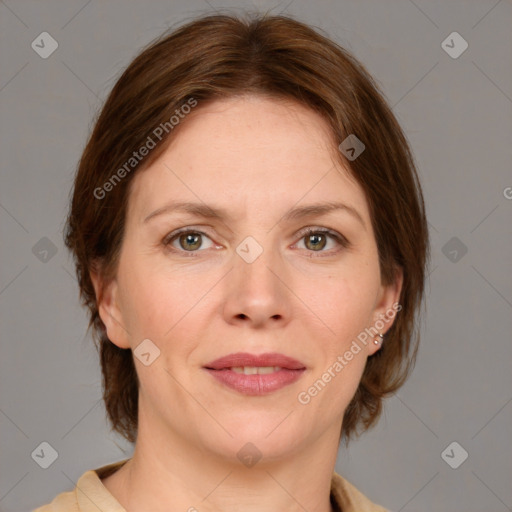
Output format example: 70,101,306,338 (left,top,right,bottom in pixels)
205,352,306,370
203,352,306,396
